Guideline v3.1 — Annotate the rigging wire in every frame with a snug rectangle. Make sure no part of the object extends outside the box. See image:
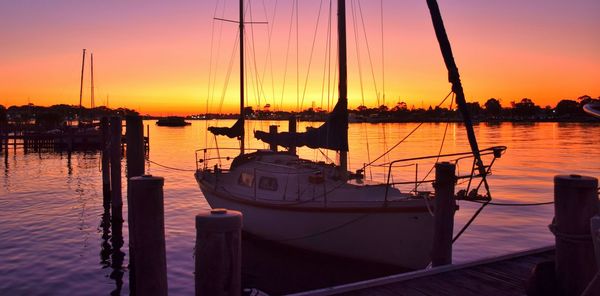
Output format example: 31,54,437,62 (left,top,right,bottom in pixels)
360,90,453,171
279,1,296,111
380,0,385,106
356,0,381,106
412,93,455,191
247,0,264,108
207,0,227,150
350,0,373,178
259,0,278,111
299,0,325,111
295,0,299,111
